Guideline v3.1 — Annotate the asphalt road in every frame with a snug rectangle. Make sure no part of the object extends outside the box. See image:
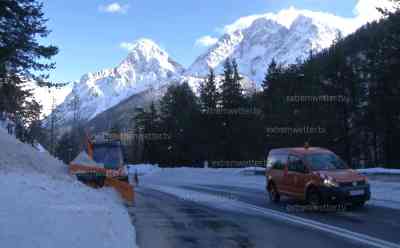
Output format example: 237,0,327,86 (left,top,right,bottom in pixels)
130,184,400,248
183,184,400,245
